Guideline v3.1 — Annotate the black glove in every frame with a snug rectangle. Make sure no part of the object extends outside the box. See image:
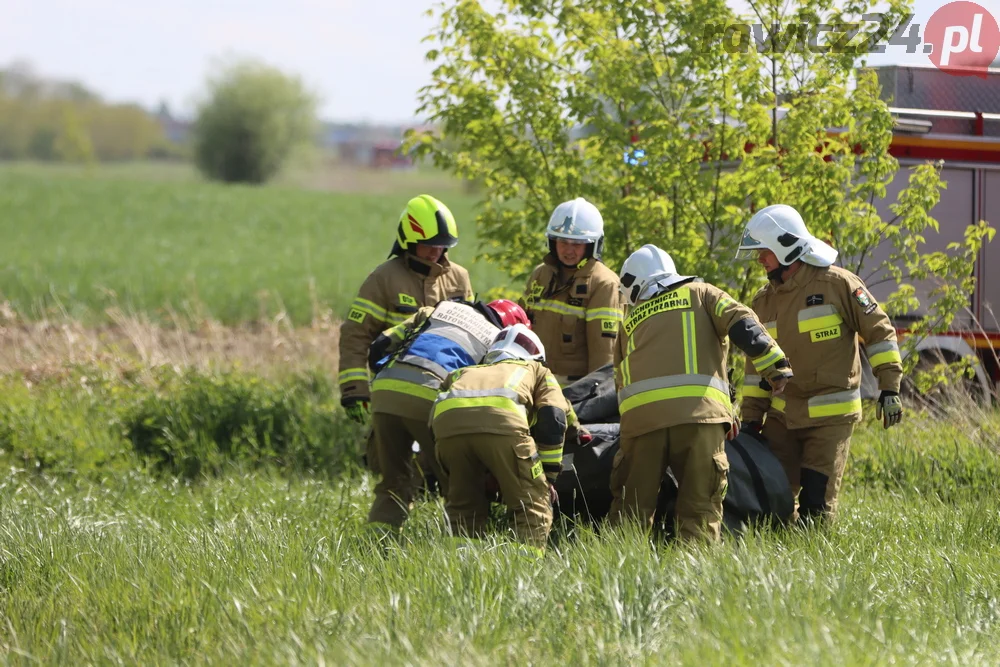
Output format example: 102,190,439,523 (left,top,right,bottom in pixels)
876,390,903,429
368,334,393,371
741,420,763,435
